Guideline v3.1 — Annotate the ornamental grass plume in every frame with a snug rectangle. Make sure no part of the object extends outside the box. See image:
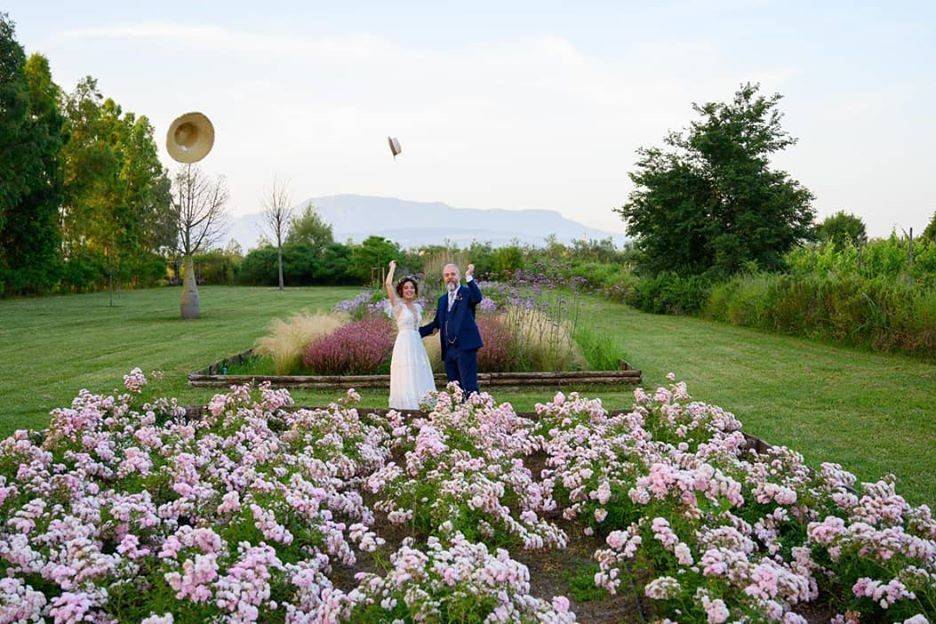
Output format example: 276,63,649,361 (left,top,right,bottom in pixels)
422,331,443,372
254,310,349,374
503,305,587,372
302,315,395,374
